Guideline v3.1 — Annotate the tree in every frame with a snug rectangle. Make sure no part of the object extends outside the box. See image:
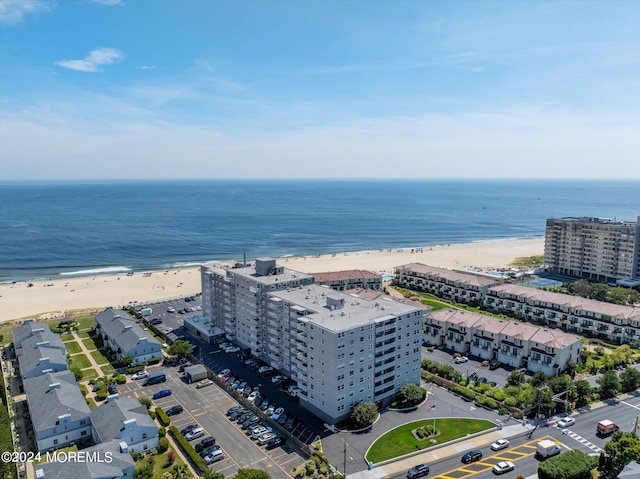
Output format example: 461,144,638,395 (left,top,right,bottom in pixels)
573,380,593,408
538,449,596,479
596,370,621,399
506,370,526,387
234,469,271,479
620,368,640,393
350,402,378,429
202,471,225,479
531,371,548,388
396,383,425,407
603,431,640,475
120,355,134,368
138,396,152,409
203,471,224,479
167,340,192,358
